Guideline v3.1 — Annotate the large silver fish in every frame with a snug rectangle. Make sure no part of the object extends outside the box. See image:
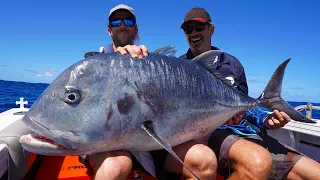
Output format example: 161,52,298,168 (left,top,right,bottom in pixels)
19,47,314,178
